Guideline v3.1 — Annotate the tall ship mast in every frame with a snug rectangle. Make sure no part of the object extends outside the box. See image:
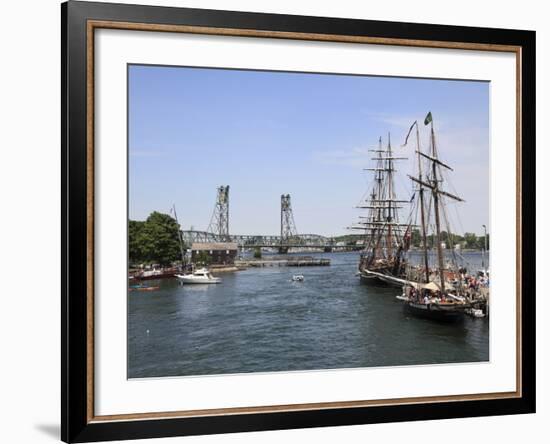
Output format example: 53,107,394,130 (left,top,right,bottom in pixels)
171,204,188,271
351,134,411,286
398,112,480,321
